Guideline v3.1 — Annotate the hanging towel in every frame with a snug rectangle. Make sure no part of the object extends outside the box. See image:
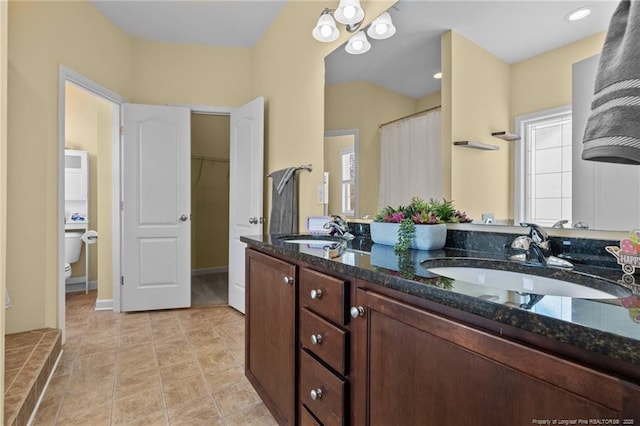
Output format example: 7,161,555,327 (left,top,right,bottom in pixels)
269,167,299,234
582,0,640,164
